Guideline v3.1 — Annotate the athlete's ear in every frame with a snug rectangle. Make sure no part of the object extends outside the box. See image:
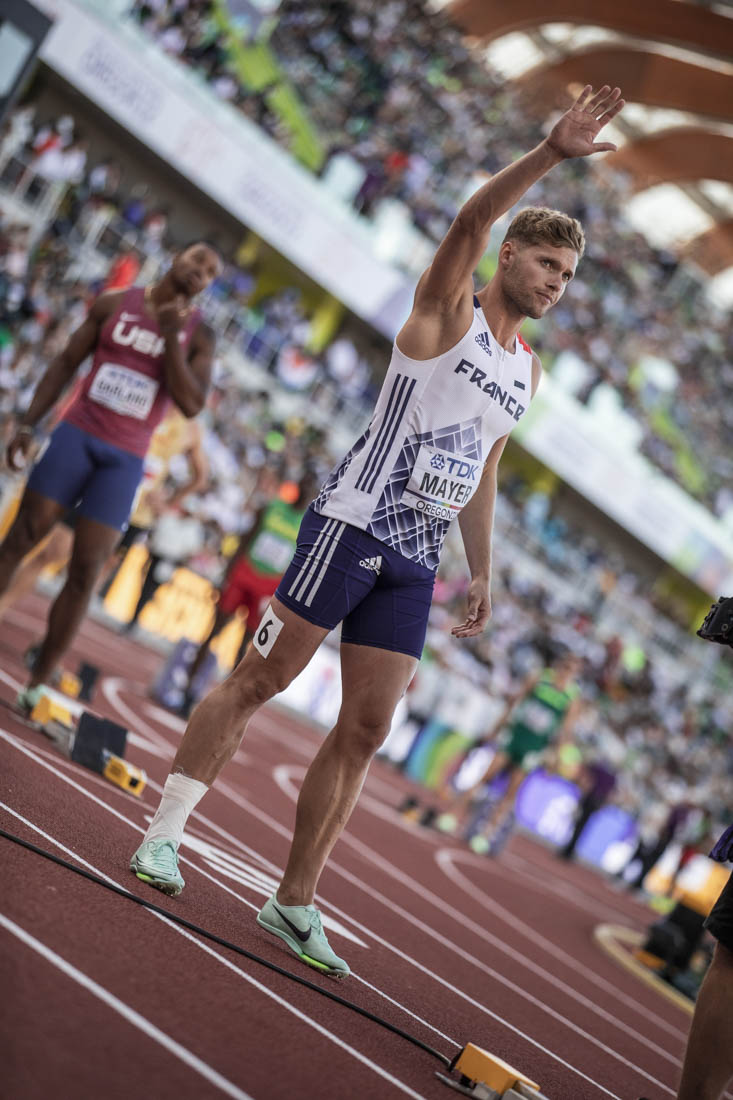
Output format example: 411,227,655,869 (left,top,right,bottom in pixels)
498,240,515,269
